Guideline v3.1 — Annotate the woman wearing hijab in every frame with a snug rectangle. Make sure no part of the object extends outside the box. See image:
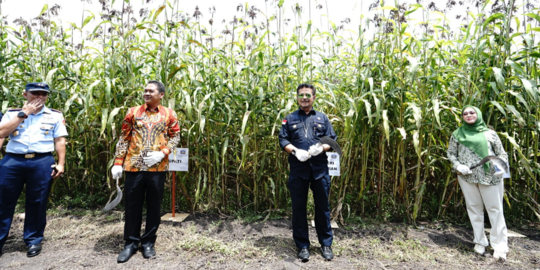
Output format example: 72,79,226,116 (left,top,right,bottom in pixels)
447,106,509,260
